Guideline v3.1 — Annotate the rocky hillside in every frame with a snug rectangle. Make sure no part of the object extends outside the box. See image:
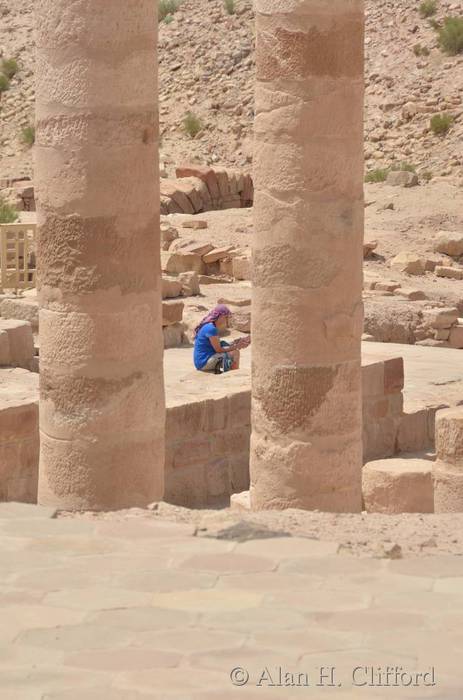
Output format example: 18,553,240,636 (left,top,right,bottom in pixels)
1,0,463,183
